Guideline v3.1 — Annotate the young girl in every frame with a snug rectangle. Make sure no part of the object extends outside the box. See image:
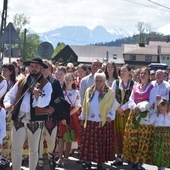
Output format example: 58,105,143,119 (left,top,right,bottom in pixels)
152,99,170,170
56,73,81,166
55,66,67,88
